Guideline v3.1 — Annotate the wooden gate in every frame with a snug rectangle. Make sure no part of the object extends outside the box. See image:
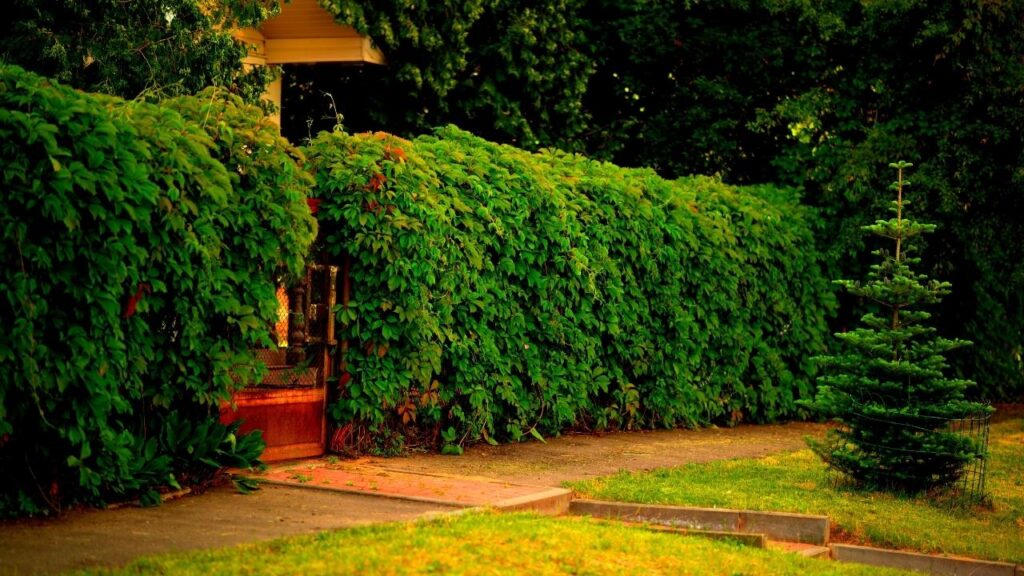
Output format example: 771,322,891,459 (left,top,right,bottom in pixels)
220,264,338,461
